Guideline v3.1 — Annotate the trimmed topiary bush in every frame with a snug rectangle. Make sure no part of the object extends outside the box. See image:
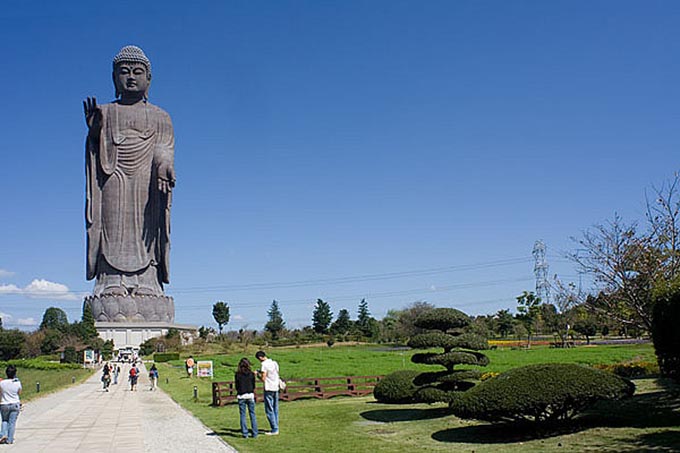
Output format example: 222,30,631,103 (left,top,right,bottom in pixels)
408,308,489,404
408,332,489,351
411,307,469,332
450,363,635,424
373,370,421,404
